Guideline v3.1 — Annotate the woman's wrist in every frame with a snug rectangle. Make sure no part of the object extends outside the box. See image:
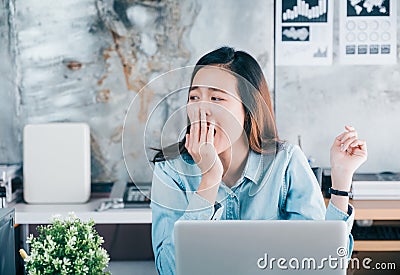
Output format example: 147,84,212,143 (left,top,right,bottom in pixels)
197,174,221,204
331,168,353,192
331,166,353,178
202,170,222,182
